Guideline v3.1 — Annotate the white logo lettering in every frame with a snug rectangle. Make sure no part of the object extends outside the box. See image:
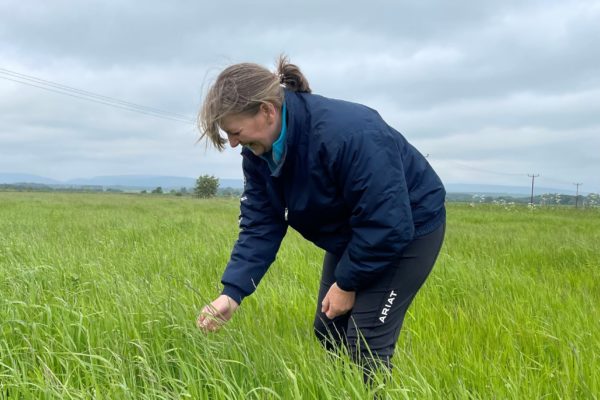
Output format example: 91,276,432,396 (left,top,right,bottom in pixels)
379,290,398,324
